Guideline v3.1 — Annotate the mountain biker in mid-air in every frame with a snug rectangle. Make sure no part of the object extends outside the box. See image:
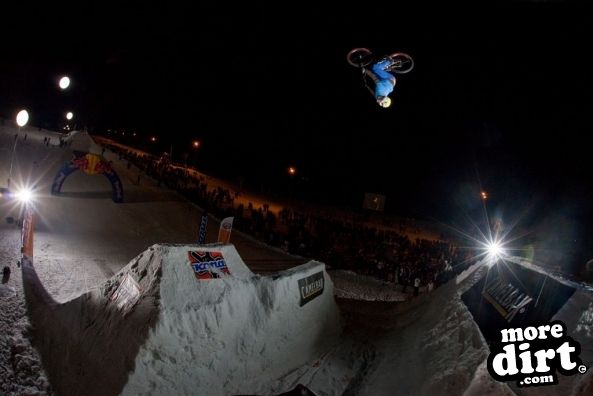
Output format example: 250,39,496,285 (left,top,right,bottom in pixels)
347,48,414,109
366,58,398,108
